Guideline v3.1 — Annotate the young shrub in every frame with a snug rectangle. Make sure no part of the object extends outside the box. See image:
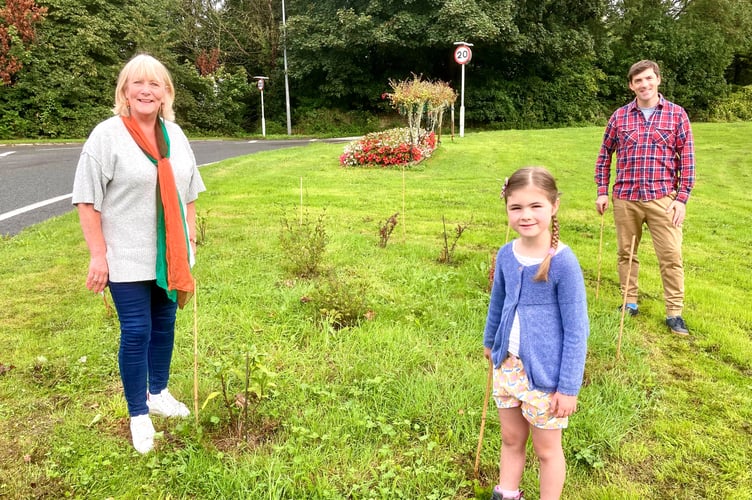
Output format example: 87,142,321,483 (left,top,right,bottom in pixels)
437,216,472,264
202,346,277,441
279,209,328,278
378,212,399,248
309,270,370,330
196,209,210,245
